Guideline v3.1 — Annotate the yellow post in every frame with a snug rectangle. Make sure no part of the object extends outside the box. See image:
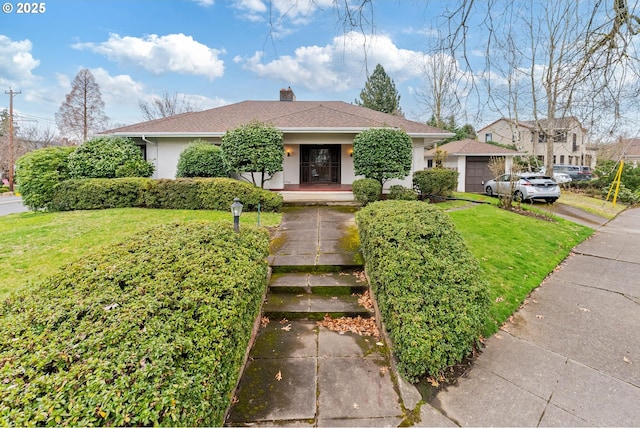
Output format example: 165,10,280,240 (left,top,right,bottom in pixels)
606,160,624,206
